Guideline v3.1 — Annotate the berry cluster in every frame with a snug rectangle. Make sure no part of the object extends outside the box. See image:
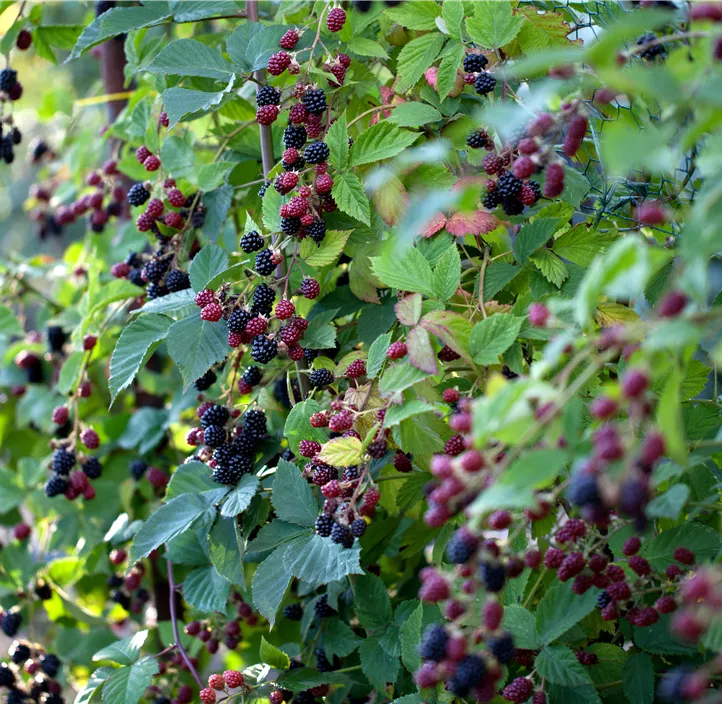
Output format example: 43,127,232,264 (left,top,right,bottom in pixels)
0,639,64,704
184,594,259,652
106,549,151,613
199,670,247,704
